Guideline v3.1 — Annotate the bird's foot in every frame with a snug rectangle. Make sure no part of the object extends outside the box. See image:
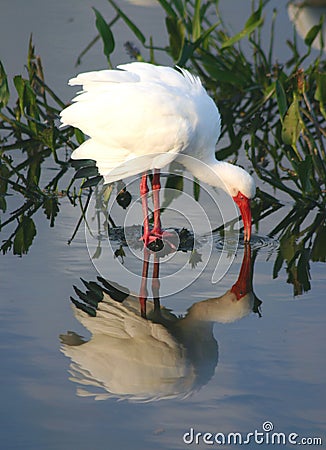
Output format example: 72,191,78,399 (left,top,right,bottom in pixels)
142,233,164,252
141,229,178,253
